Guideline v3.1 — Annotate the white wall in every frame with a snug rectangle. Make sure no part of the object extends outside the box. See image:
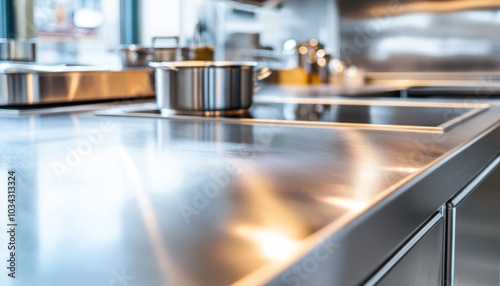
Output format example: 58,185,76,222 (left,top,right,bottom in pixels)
141,0,181,45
